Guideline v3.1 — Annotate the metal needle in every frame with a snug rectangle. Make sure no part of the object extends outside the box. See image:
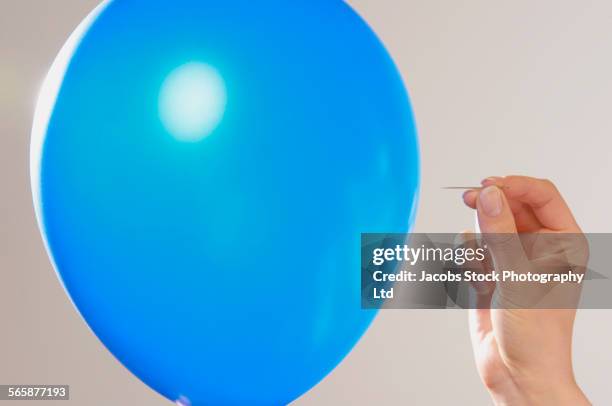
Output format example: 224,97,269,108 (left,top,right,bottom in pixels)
441,186,483,190
442,186,508,190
